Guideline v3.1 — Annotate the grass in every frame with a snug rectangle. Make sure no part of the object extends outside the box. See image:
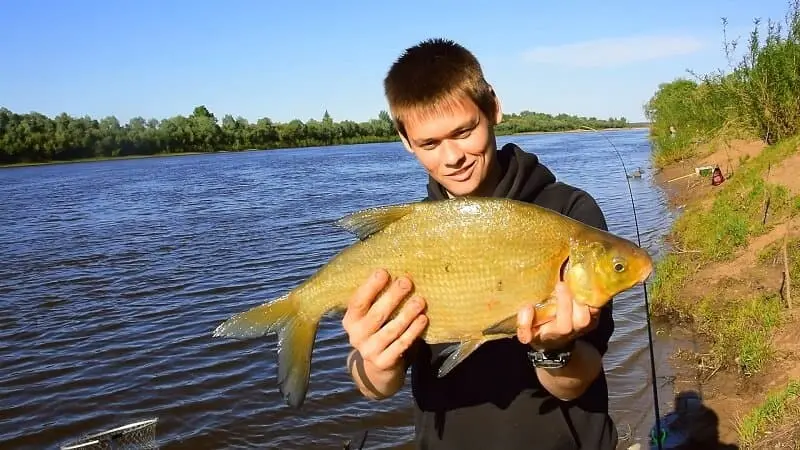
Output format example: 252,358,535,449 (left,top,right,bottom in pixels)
736,380,800,448
653,136,799,267
648,136,799,375
694,292,783,375
644,0,800,168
